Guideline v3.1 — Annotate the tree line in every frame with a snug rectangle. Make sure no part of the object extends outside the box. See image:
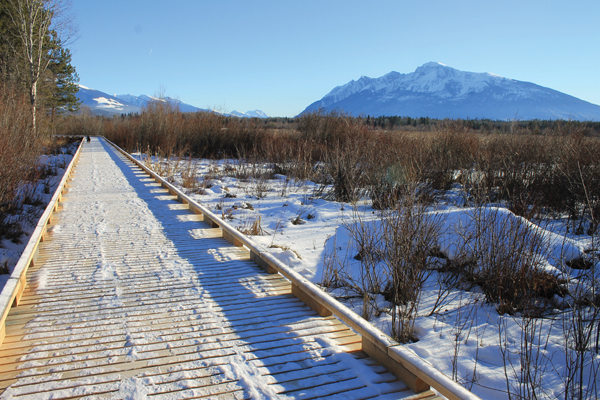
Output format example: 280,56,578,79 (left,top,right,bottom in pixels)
235,114,600,136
